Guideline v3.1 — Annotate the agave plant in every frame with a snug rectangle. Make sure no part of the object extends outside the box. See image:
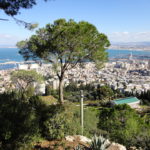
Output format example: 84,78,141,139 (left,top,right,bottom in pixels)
74,145,83,150
90,135,110,150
